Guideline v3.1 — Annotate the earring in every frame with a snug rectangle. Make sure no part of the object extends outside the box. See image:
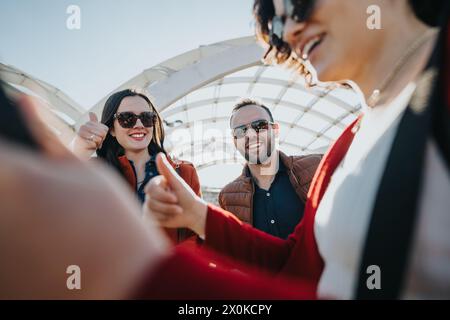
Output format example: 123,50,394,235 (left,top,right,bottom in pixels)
367,89,380,107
